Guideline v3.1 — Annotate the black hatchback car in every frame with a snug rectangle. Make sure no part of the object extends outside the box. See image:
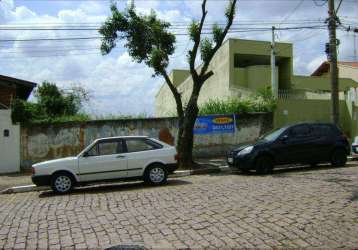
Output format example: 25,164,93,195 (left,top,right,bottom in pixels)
228,123,350,174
